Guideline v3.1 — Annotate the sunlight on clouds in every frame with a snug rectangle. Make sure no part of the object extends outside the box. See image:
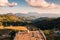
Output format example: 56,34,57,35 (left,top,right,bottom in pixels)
0,0,60,14
0,0,17,7
0,7,60,14
26,0,60,8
